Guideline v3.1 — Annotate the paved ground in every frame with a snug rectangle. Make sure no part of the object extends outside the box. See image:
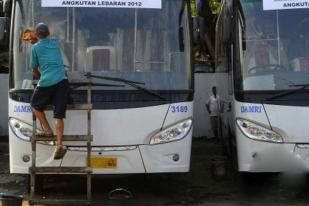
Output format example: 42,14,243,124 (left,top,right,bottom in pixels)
1,138,309,206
